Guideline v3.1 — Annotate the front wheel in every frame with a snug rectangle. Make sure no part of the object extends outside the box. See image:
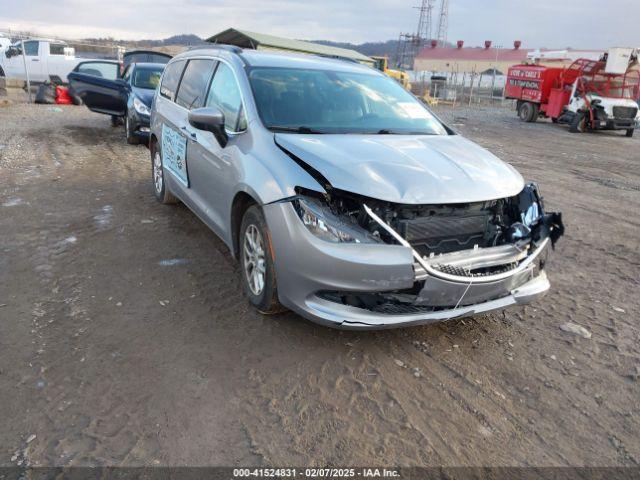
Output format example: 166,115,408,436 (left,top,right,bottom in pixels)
625,128,634,137
125,116,139,145
151,144,178,204
239,206,283,314
569,112,586,133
